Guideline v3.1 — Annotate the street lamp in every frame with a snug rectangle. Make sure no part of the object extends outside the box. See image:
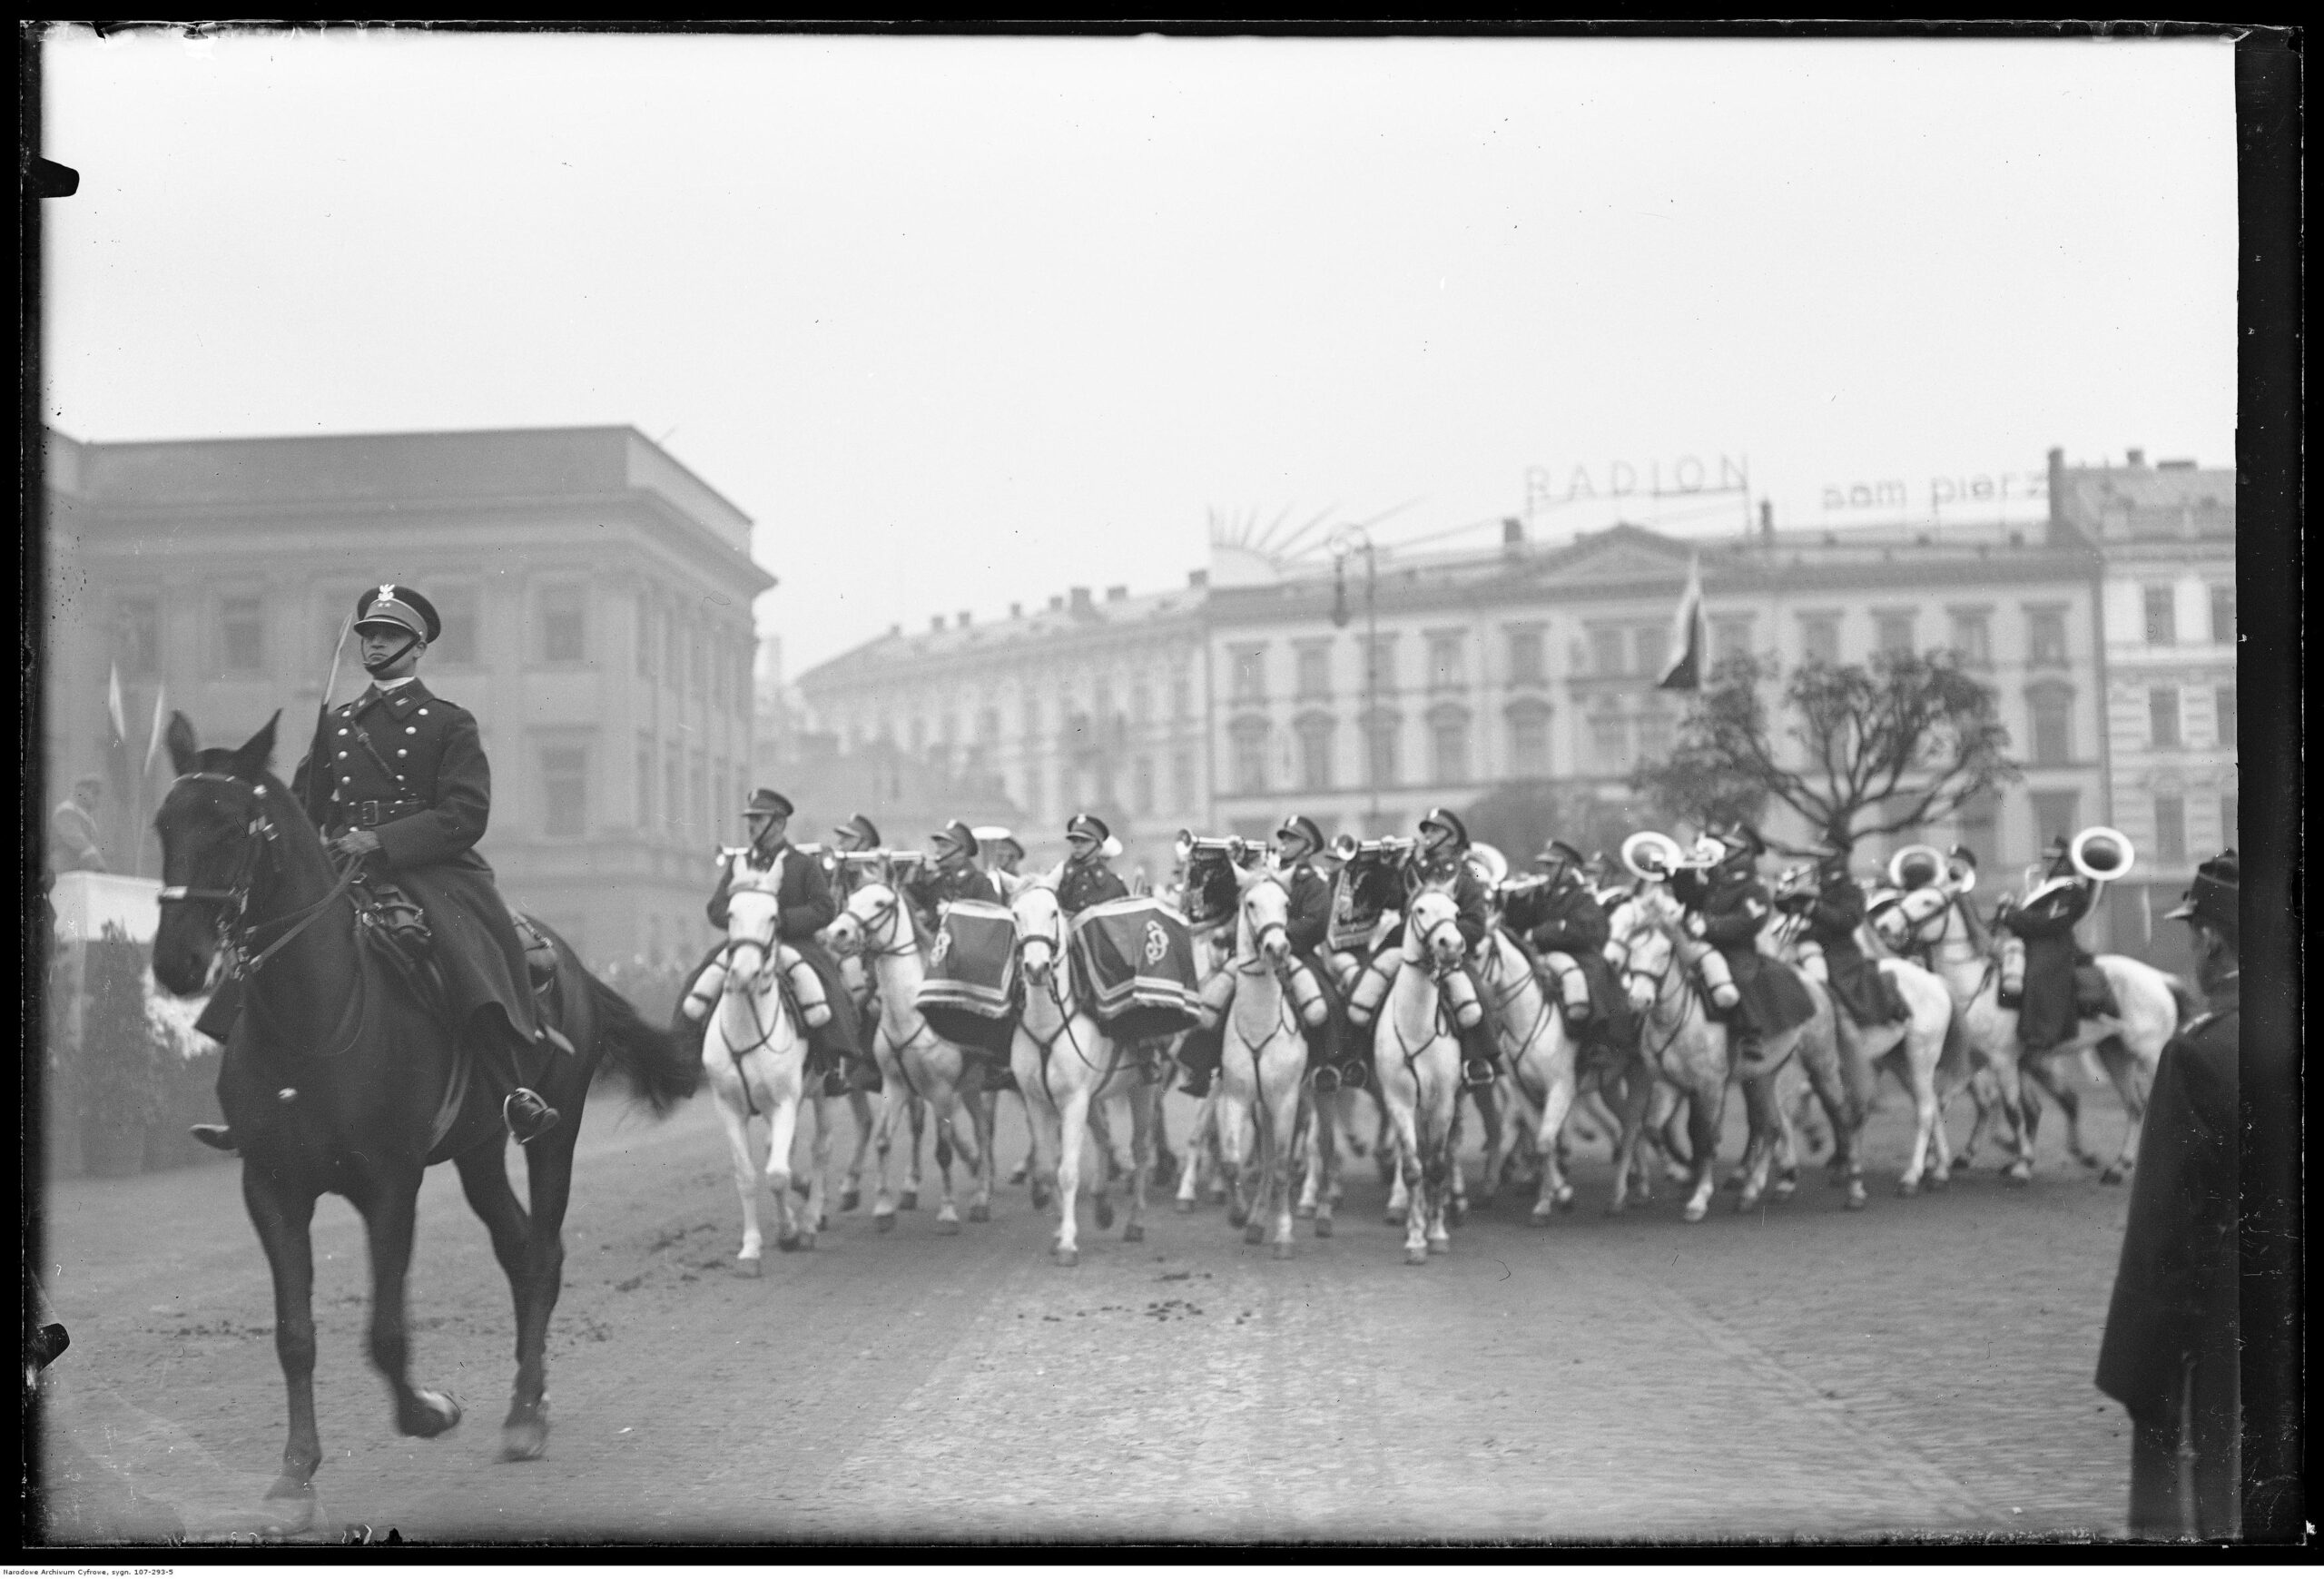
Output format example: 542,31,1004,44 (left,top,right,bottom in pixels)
1326,525,1381,823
